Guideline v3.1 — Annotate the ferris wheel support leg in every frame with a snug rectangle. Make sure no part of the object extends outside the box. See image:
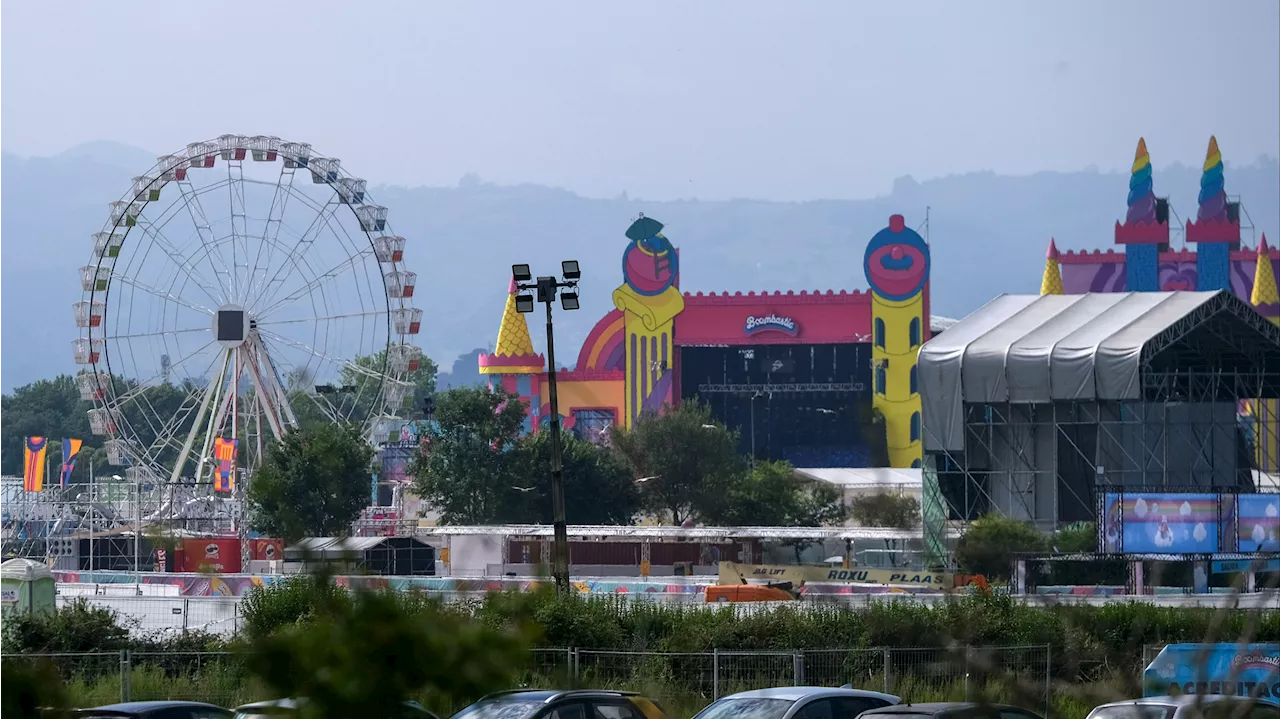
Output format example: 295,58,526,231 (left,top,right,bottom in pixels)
249,332,299,432
241,344,287,440
197,351,234,486
168,350,231,485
